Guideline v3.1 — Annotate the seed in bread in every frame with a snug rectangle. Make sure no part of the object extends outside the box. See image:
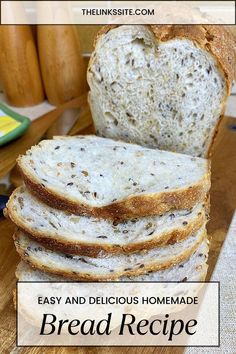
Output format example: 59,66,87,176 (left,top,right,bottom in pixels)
14,226,206,281
16,239,208,282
